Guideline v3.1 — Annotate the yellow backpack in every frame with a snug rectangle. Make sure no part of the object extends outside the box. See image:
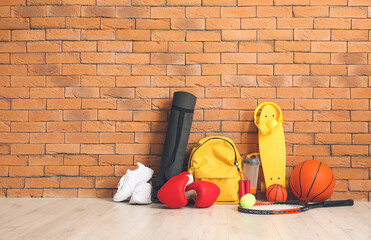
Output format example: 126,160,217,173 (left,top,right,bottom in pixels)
188,136,242,204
